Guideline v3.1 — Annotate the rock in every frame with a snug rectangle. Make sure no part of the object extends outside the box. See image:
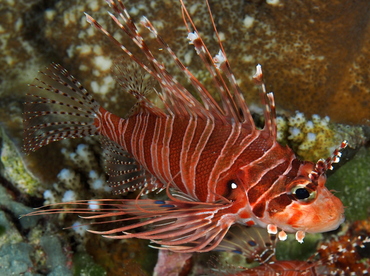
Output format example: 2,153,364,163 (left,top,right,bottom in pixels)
0,243,37,275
